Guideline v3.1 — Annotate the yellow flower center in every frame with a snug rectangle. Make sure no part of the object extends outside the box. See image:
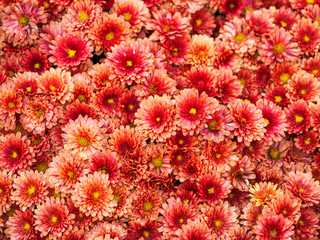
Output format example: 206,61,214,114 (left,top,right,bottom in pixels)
283,210,287,215
312,69,319,75
0,189,3,194
179,218,184,223
299,220,304,225
235,33,246,43
11,151,18,158
270,229,277,237
34,108,44,116
189,108,197,115
93,191,100,200
8,102,15,109
66,49,76,58
143,201,153,211
77,11,89,22
184,199,189,204
214,220,221,227
113,195,121,202
24,222,31,230
305,137,311,144
27,186,36,195
26,87,32,92
106,32,114,40
249,146,253,151
304,35,310,42
300,89,306,96
152,158,163,168
36,162,49,173
34,63,40,69
280,21,287,27
170,46,179,56
196,19,202,26
265,118,270,126
67,171,74,179
143,231,150,238
208,120,218,129
51,216,58,223
275,96,282,103
295,115,304,123
208,187,215,194
306,0,315,3
108,98,114,104
129,104,134,110
273,43,285,55
156,117,161,122
179,140,184,145
199,50,204,56
163,25,170,32
280,73,290,83
49,85,56,91
79,212,83,218
229,193,234,198
8,70,15,78
43,1,50,8
268,148,280,160
127,60,133,67
77,136,90,146
177,155,182,161
77,94,86,102
18,15,30,26
123,12,132,21
215,153,222,158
